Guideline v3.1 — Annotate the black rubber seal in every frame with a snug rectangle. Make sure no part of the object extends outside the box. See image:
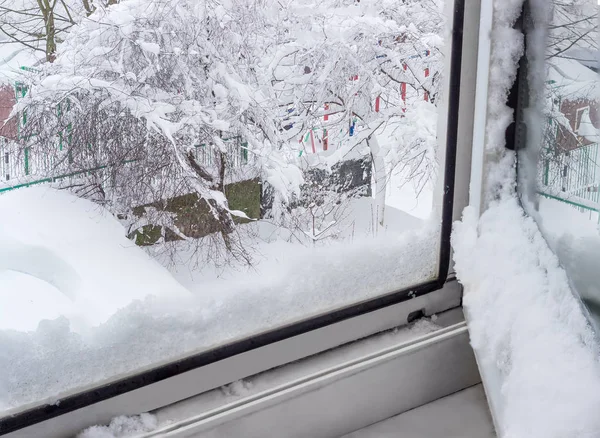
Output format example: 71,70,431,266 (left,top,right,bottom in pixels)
506,1,528,152
0,0,465,434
